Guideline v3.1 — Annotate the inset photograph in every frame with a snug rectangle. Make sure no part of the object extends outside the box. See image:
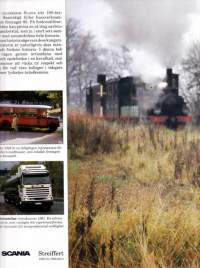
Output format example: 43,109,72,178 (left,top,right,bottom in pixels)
0,161,64,215
0,91,63,144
